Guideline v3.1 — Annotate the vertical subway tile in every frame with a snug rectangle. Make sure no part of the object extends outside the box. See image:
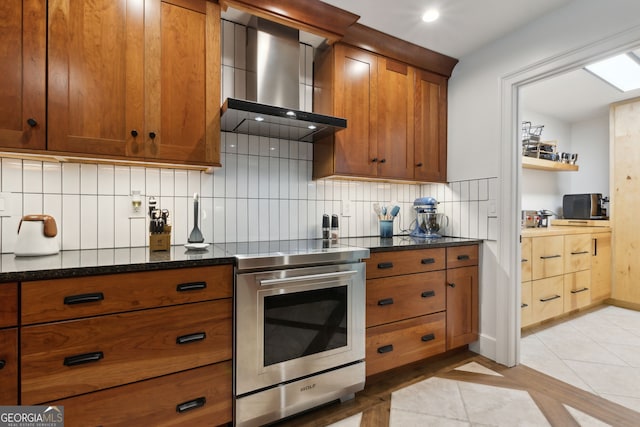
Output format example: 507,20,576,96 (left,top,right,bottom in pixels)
225,133,238,154
145,168,160,196
80,195,98,249
97,165,115,195
236,154,248,198
225,198,237,243
213,155,226,197
160,169,175,197
97,195,115,249
199,197,214,244
61,163,80,194
279,140,290,159
247,198,259,241
23,160,42,193
269,157,279,198
188,170,202,198
258,199,269,241
451,201,461,238
174,170,189,197
286,199,297,239
114,196,132,247
234,69,246,100
268,138,279,157
43,162,62,194
236,198,248,242
62,194,81,250
278,158,288,198
247,156,259,198
234,23,246,69
80,164,98,194
478,200,489,240
2,158,23,192
460,181,470,201
298,199,308,239
237,134,249,155
478,179,489,200
468,201,479,239
213,197,226,243
289,141,299,160
288,160,299,199
258,156,270,198
201,171,214,198
460,201,470,238
298,161,308,199
174,195,188,244
316,179,325,200
224,153,237,197
2,215,21,253
221,20,234,66
307,200,318,239
259,137,270,157
130,218,146,247
114,166,130,196
23,193,42,214
488,177,498,201
269,199,279,241
43,194,62,226
248,135,260,155
222,66,234,102
130,167,145,195
469,179,479,201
